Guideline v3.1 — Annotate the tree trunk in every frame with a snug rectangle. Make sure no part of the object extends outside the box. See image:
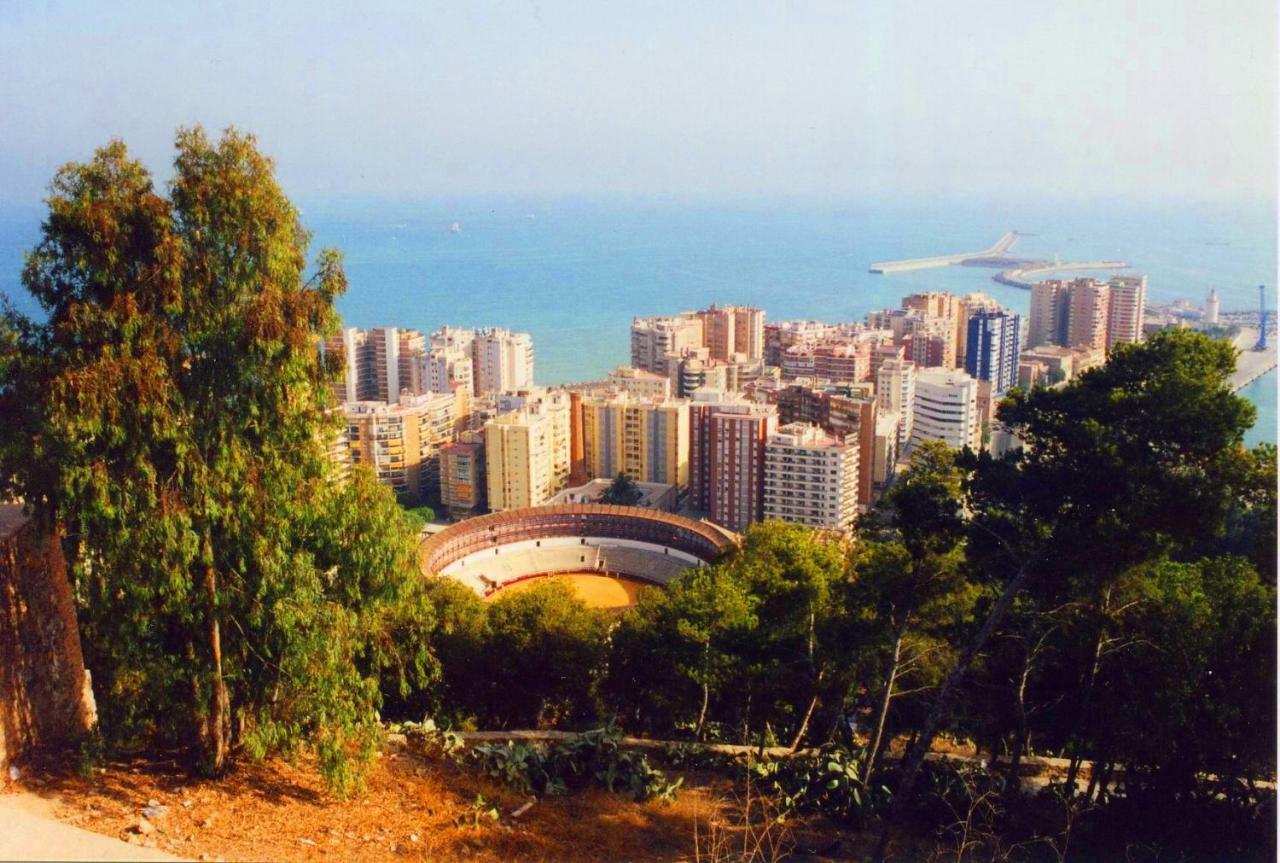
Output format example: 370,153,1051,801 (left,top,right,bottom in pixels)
788,692,820,753
695,642,710,740
864,624,905,787
1065,594,1109,794
1005,647,1033,789
203,563,230,775
872,560,1036,863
